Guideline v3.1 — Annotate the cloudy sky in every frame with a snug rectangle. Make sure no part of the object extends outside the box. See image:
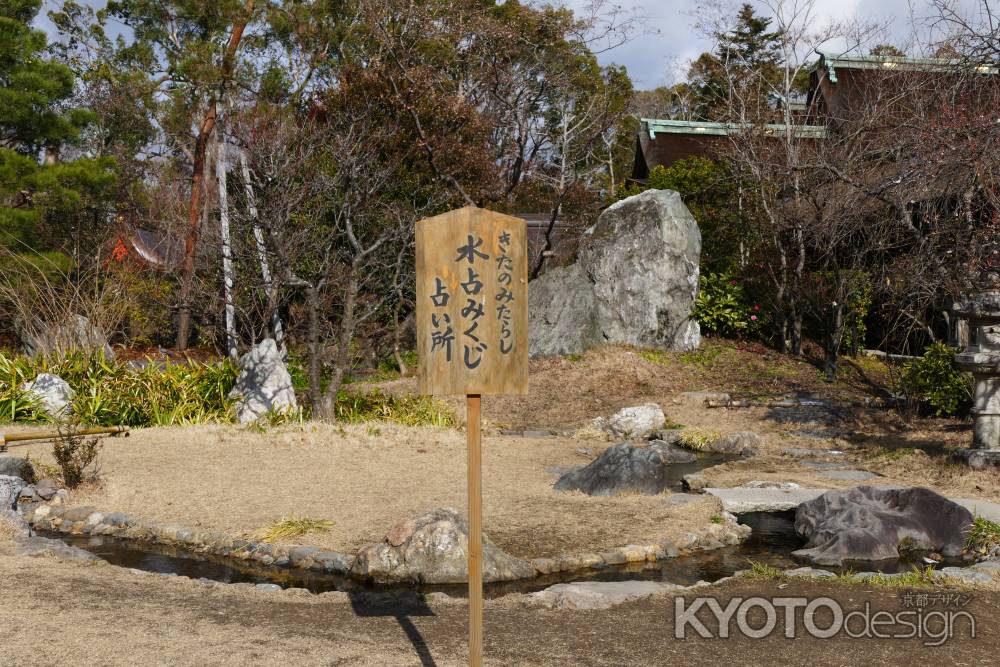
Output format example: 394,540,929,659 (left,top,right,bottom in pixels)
37,0,980,90
563,0,979,88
